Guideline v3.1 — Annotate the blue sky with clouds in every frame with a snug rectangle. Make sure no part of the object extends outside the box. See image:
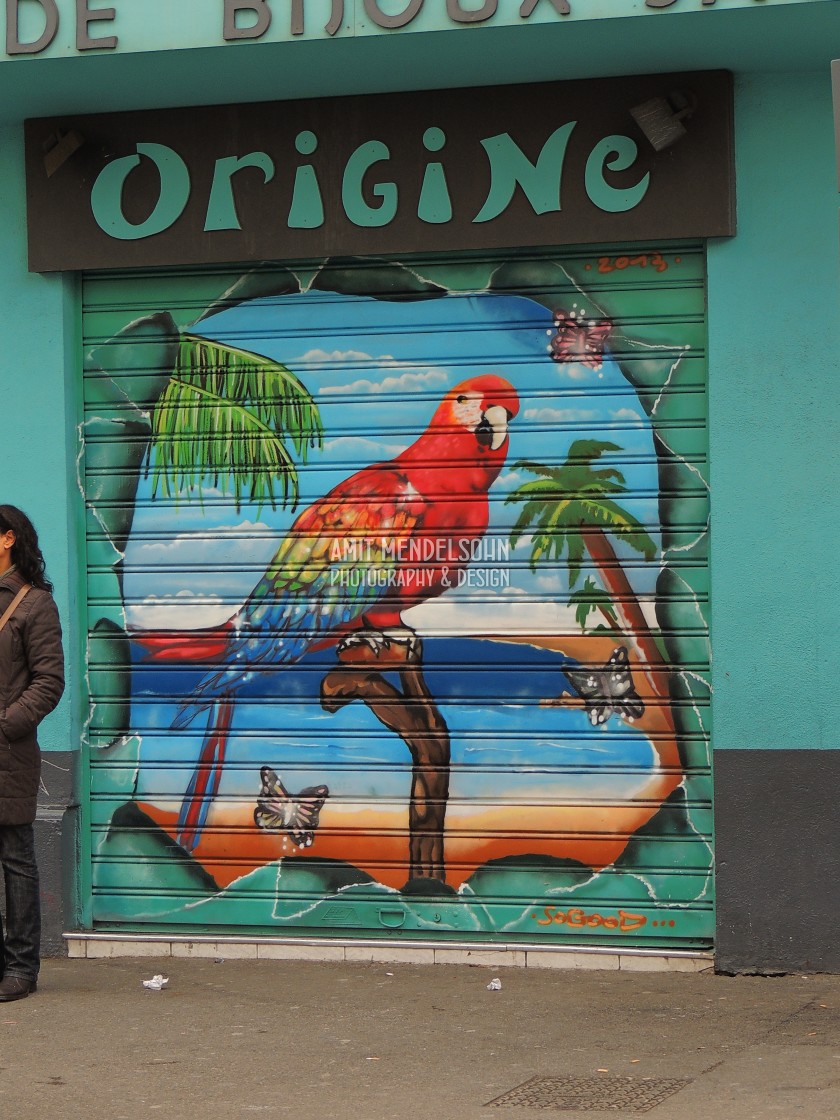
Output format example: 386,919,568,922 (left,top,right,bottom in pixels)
123,289,661,632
